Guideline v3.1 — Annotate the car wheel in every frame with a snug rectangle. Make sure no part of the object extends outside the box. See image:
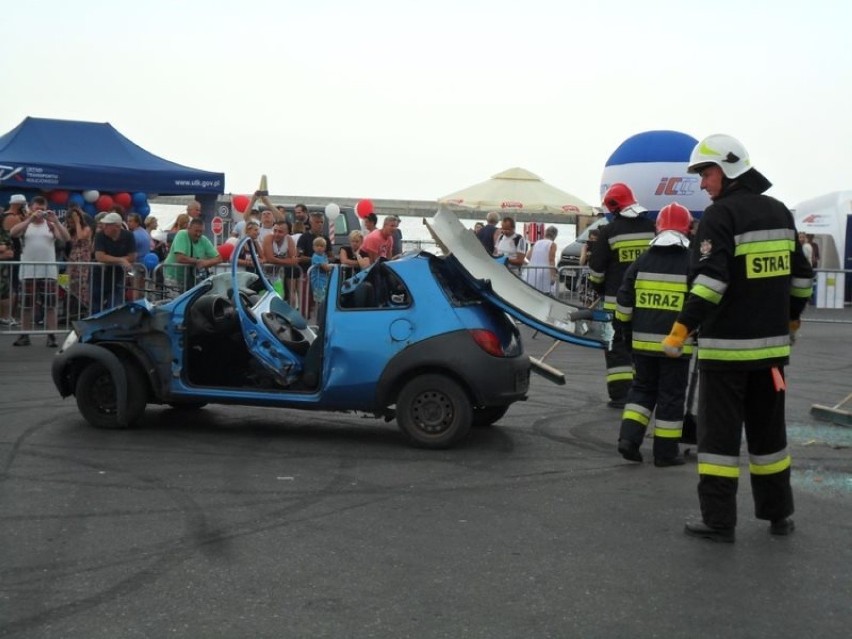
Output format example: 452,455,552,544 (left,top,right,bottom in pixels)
397,374,472,449
75,361,147,429
472,405,510,427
